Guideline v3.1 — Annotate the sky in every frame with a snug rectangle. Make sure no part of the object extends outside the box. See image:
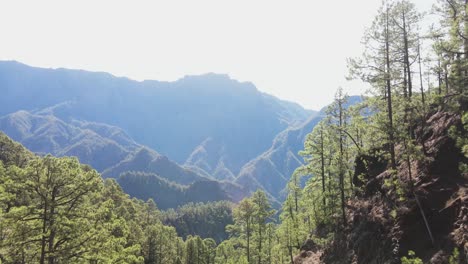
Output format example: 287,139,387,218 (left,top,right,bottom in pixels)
0,0,436,110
